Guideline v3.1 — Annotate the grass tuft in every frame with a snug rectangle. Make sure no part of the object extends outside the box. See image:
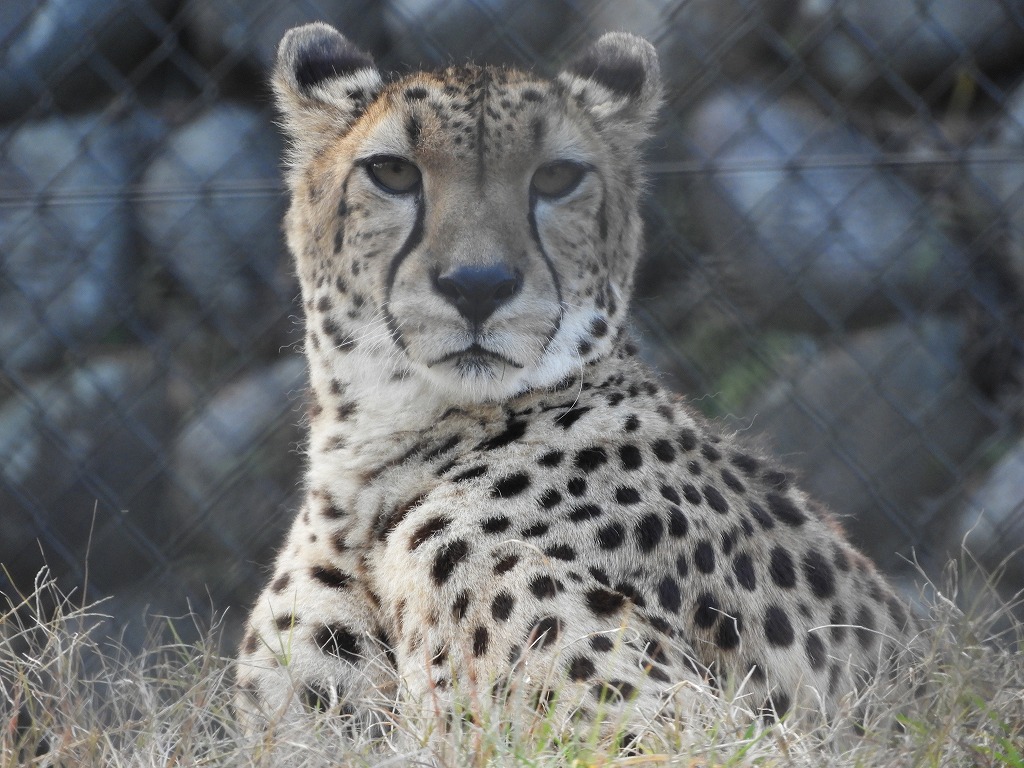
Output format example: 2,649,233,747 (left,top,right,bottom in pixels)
1,563,1022,767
